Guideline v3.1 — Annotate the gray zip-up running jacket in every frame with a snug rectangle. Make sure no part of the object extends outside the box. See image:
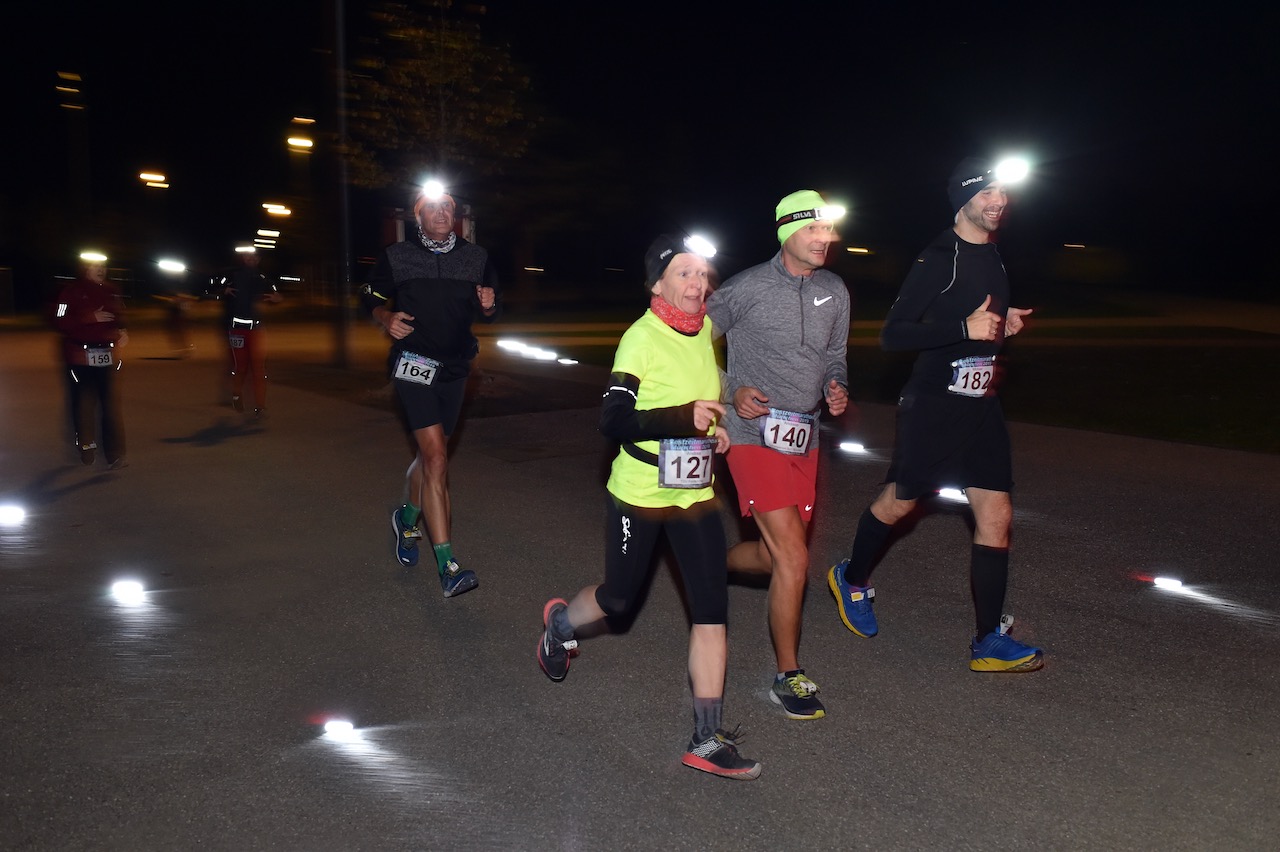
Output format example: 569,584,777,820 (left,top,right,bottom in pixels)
706,251,850,448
